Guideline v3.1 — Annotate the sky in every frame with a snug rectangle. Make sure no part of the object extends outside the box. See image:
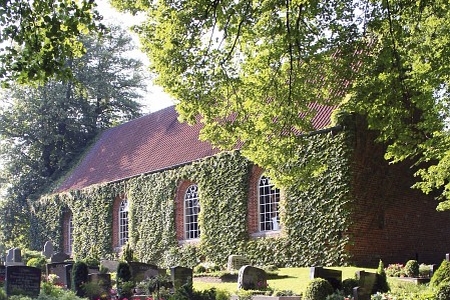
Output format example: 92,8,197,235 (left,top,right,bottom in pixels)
96,0,175,114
